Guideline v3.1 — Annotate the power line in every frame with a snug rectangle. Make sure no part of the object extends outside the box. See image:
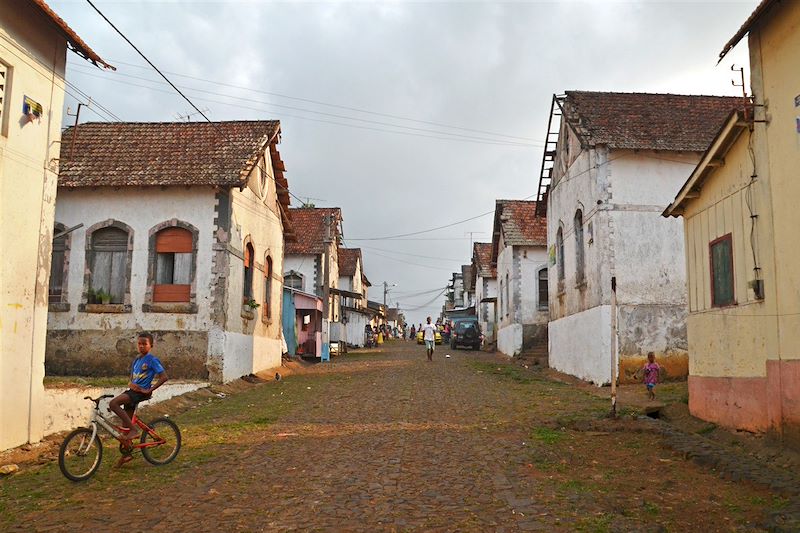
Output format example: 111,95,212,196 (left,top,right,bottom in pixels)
71,58,541,144
67,66,537,148
366,250,454,272
359,245,465,263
